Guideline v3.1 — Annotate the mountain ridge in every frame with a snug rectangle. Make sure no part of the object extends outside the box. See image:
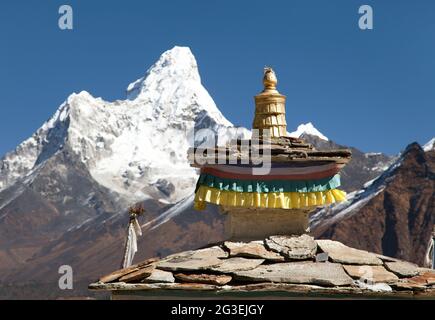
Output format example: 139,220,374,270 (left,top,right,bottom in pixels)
311,142,435,266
